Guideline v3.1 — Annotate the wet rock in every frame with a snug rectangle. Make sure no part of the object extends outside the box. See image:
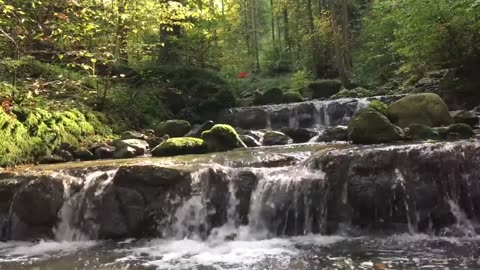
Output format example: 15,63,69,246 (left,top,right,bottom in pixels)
11,177,64,240
405,124,440,141
73,148,94,161
202,124,247,152
446,123,474,139
145,136,164,149
54,149,74,162
151,137,208,157
316,126,349,142
113,146,137,159
232,171,259,225
348,109,404,144
280,128,317,143
219,108,268,130
112,139,149,156
451,110,479,127
94,145,115,159
121,131,147,140
387,93,453,128
38,155,68,164
263,131,292,146
154,120,191,138
0,177,26,240
185,120,215,138
239,135,262,147
310,141,480,234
